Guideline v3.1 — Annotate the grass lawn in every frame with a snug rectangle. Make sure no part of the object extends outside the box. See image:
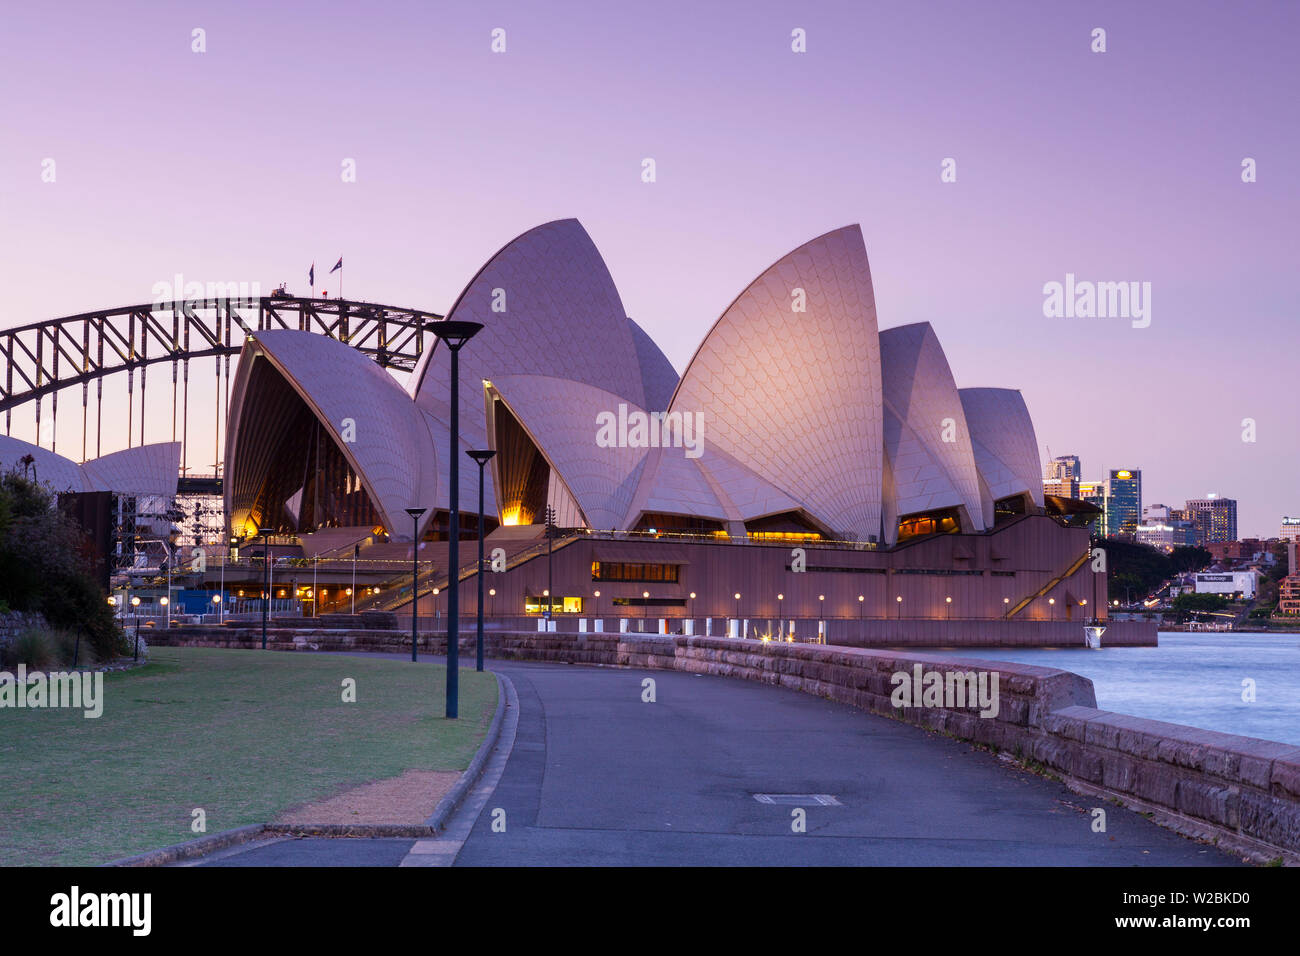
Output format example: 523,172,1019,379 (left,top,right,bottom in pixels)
0,647,497,866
